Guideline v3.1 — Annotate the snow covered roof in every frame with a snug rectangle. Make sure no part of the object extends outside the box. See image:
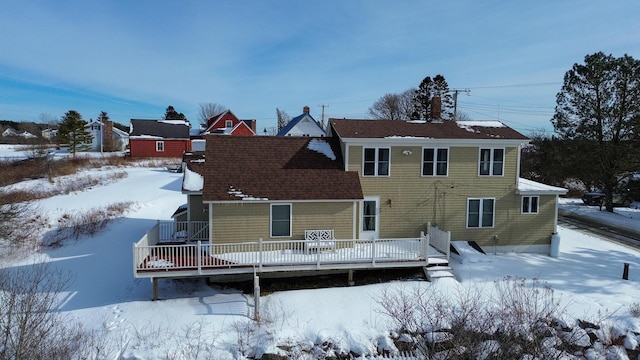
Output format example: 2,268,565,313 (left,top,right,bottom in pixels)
330,119,528,141
183,166,204,192
129,119,190,138
516,178,568,195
